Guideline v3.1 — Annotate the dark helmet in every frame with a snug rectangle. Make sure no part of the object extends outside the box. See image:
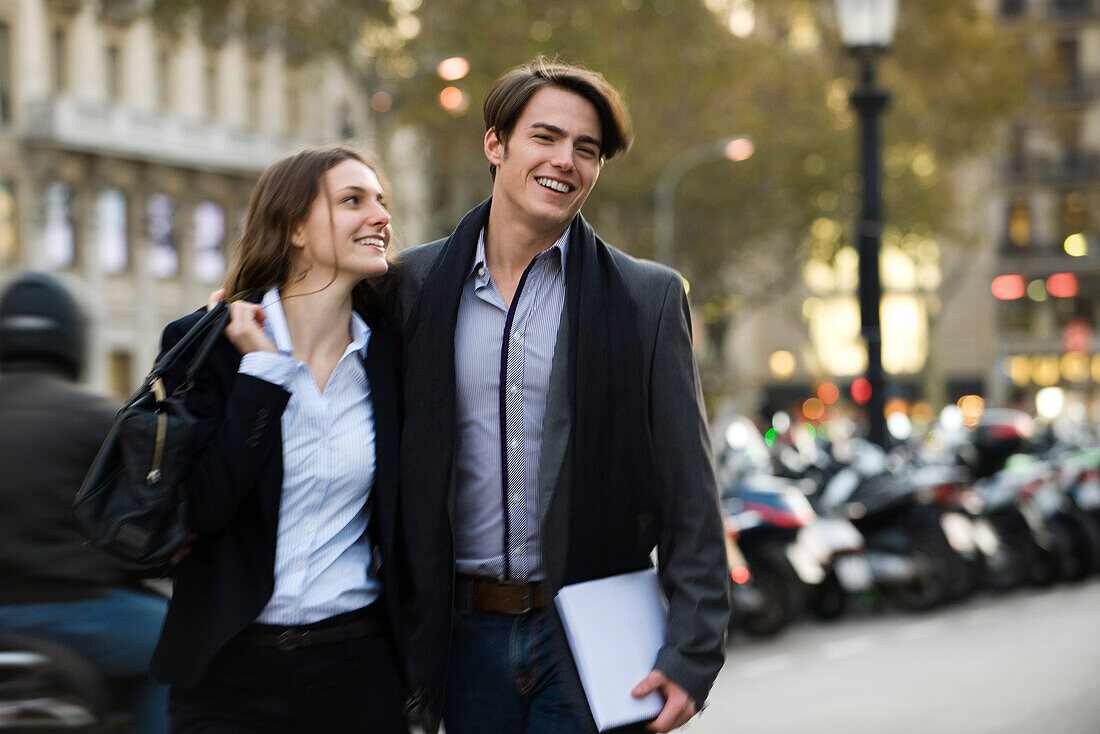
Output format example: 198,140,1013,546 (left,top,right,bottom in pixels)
0,271,87,379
